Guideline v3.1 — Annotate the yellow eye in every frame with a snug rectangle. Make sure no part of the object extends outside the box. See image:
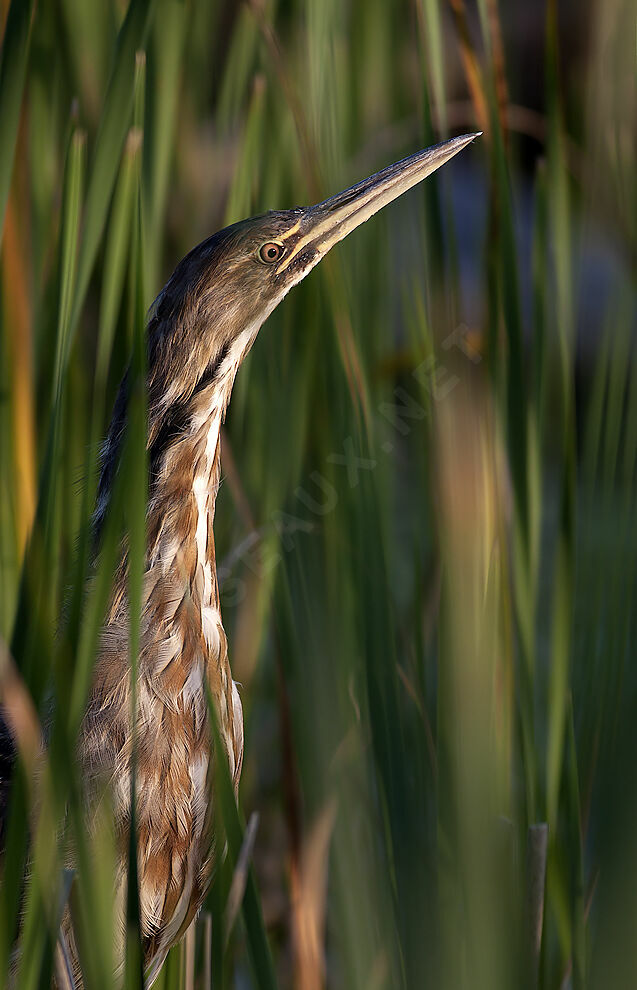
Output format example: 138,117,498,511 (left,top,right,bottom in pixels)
258,241,285,264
